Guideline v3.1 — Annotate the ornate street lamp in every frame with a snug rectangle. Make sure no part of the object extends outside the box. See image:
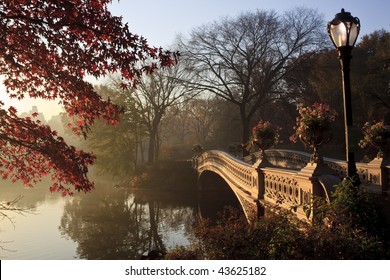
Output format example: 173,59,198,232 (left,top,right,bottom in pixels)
327,9,360,178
